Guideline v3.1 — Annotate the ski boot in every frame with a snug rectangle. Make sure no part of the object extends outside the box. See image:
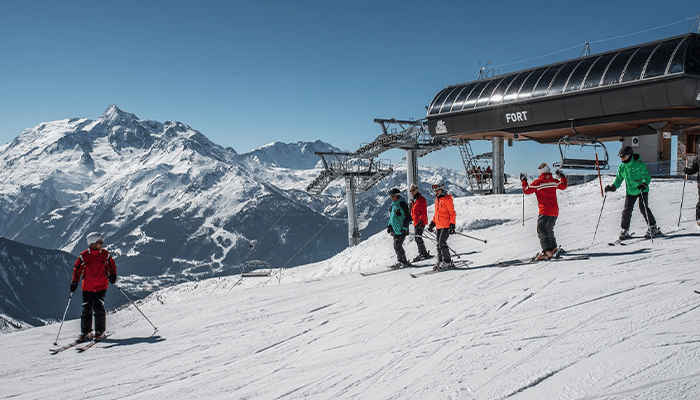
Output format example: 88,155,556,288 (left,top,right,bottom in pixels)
412,252,433,263
77,332,93,343
548,246,563,259
619,229,632,240
439,261,455,270
644,225,661,239
433,261,444,271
